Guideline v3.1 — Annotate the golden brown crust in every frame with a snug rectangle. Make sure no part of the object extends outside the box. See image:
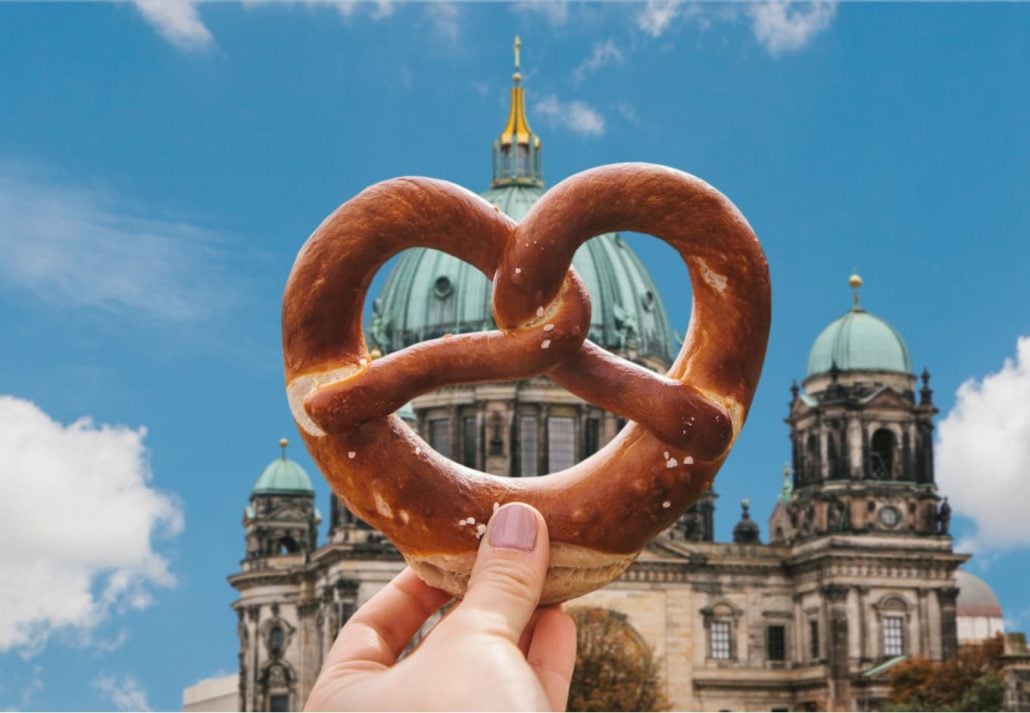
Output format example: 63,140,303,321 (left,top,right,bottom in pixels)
282,163,771,602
